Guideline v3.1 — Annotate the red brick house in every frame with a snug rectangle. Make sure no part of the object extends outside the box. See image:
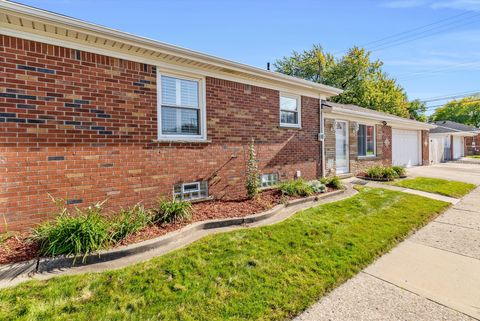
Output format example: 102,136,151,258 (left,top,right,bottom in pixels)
0,2,433,231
